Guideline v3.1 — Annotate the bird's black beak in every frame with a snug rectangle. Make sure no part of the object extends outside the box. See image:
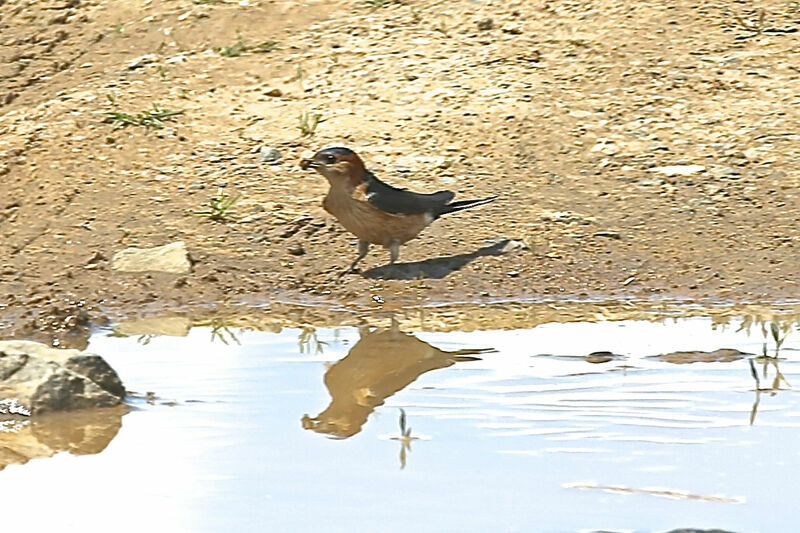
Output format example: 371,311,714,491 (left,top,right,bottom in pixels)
300,158,320,170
